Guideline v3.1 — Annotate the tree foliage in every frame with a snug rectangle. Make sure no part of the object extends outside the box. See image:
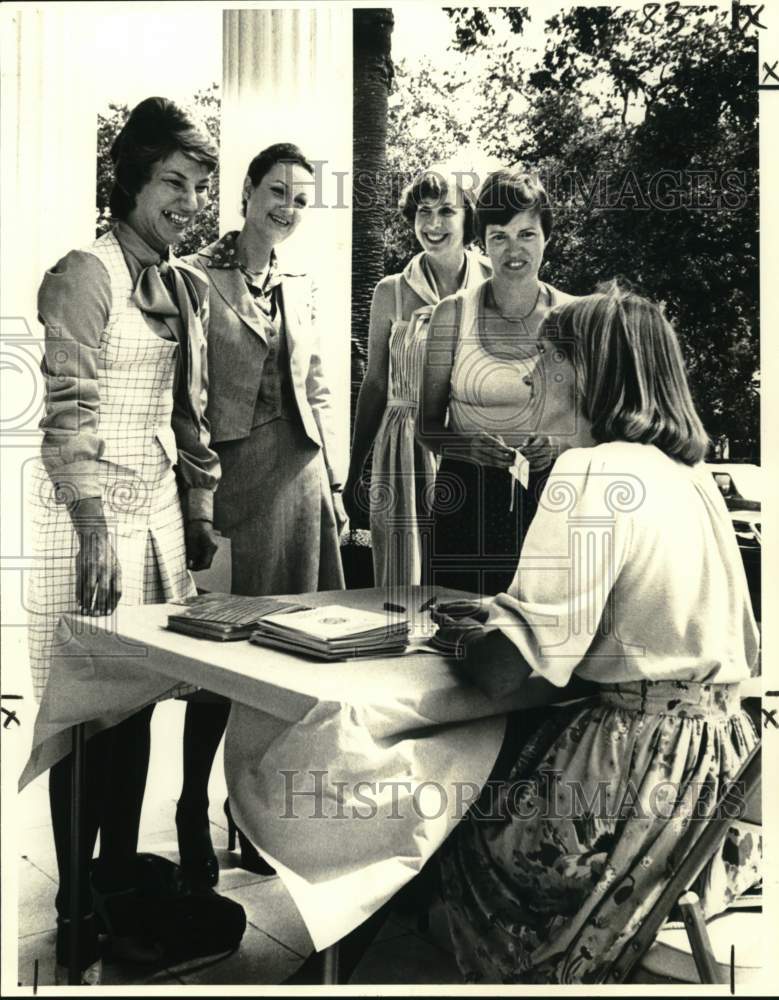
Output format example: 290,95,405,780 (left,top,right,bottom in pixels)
384,6,758,457
96,84,221,258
